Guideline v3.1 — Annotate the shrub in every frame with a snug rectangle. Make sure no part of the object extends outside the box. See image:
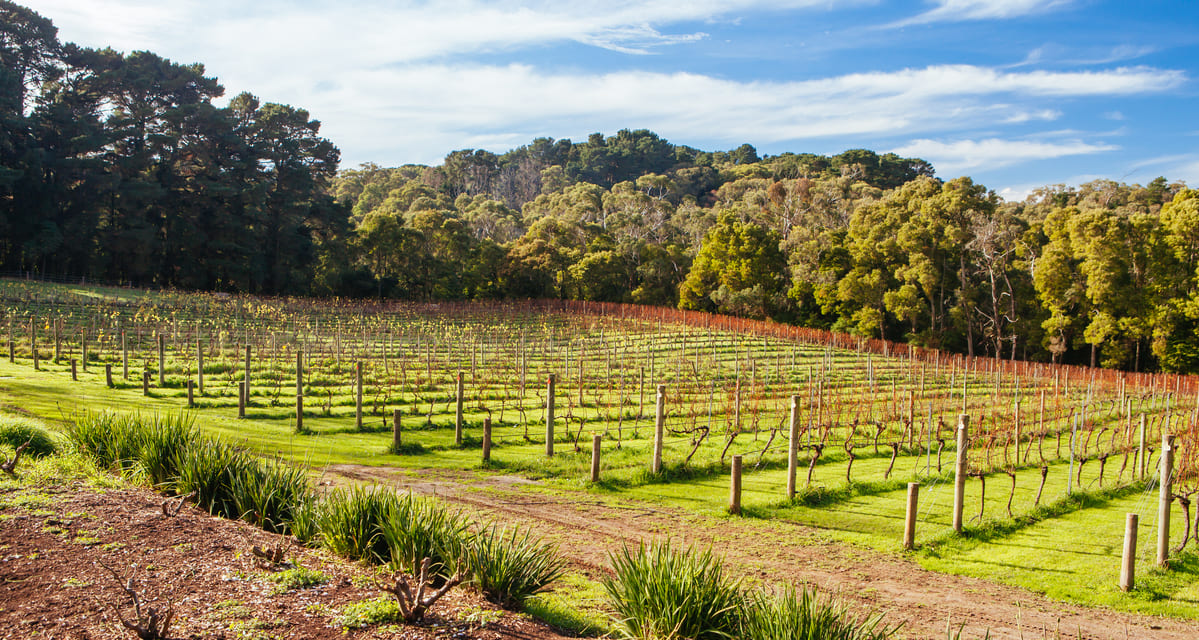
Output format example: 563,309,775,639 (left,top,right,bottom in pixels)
467,524,566,610
741,585,898,640
603,542,743,640
0,415,57,459
173,439,247,520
